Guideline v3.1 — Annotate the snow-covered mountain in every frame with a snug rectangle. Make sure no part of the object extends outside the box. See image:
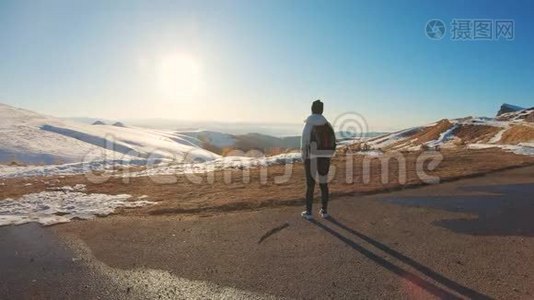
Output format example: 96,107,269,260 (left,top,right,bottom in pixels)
348,104,534,156
0,103,219,165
